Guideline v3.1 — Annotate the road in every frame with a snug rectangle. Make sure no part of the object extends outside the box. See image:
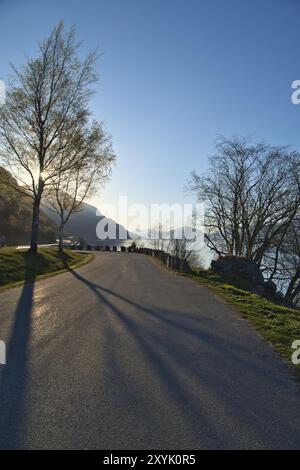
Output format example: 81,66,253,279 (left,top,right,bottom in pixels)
0,252,300,449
